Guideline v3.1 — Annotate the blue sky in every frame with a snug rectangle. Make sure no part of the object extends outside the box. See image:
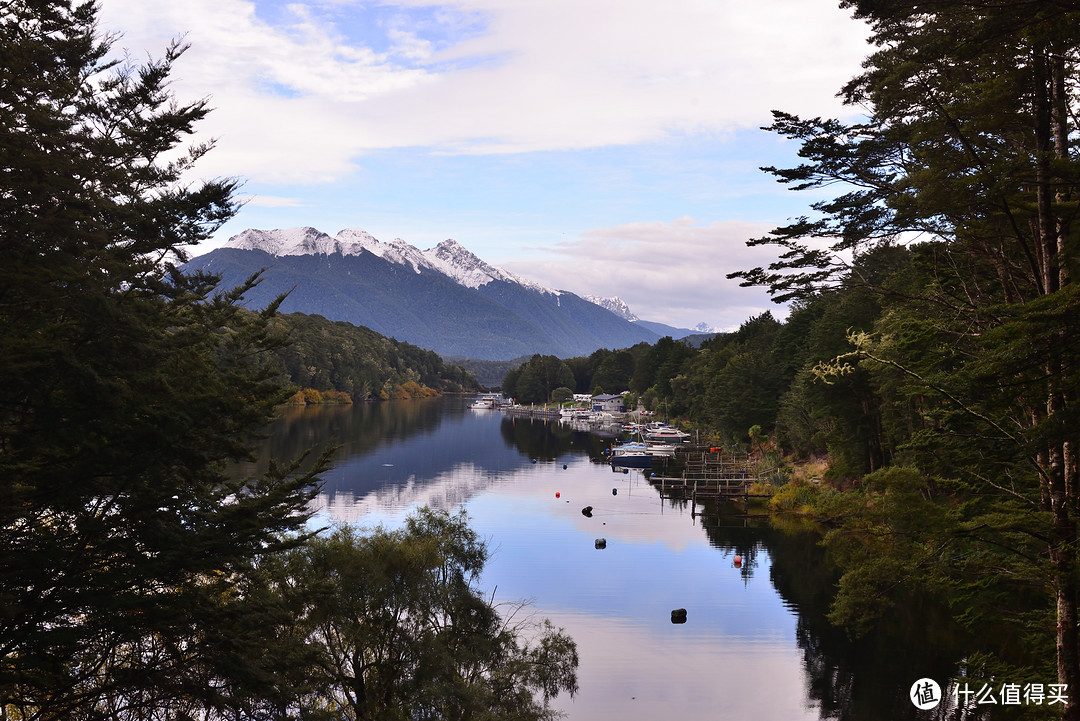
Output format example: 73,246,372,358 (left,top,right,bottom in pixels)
97,0,870,330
